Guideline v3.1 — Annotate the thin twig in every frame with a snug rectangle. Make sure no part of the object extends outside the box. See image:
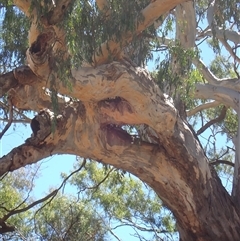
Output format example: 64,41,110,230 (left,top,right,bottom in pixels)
0,98,13,139
35,158,86,216
197,106,228,135
219,37,240,64
77,167,114,194
210,159,234,167
0,100,32,123
0,118,31,124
